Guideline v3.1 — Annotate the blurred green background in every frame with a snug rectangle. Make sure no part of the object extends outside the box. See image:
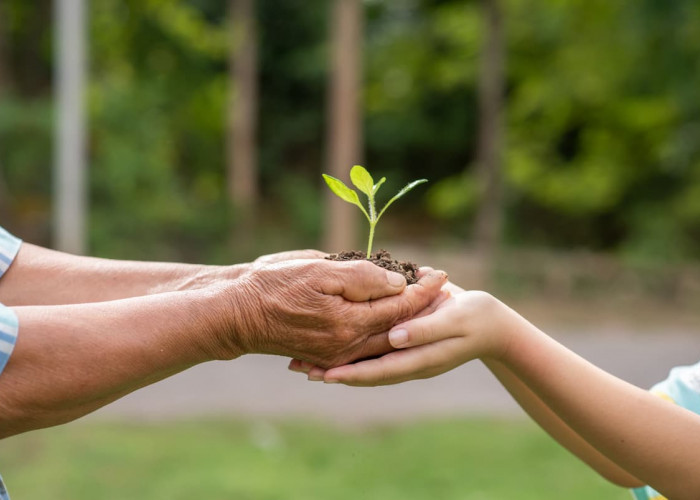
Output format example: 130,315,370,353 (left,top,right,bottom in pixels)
1,0,699,498
2,0,700,264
